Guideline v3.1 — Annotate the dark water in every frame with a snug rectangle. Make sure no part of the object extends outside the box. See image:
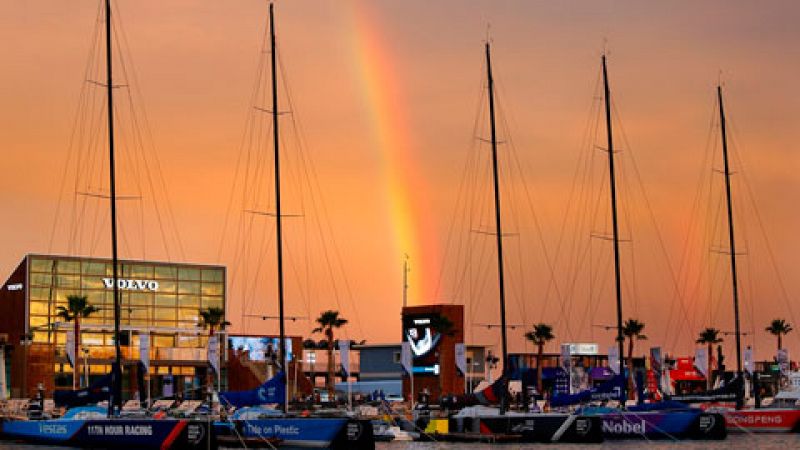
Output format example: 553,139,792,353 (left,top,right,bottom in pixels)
0,434,798,449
